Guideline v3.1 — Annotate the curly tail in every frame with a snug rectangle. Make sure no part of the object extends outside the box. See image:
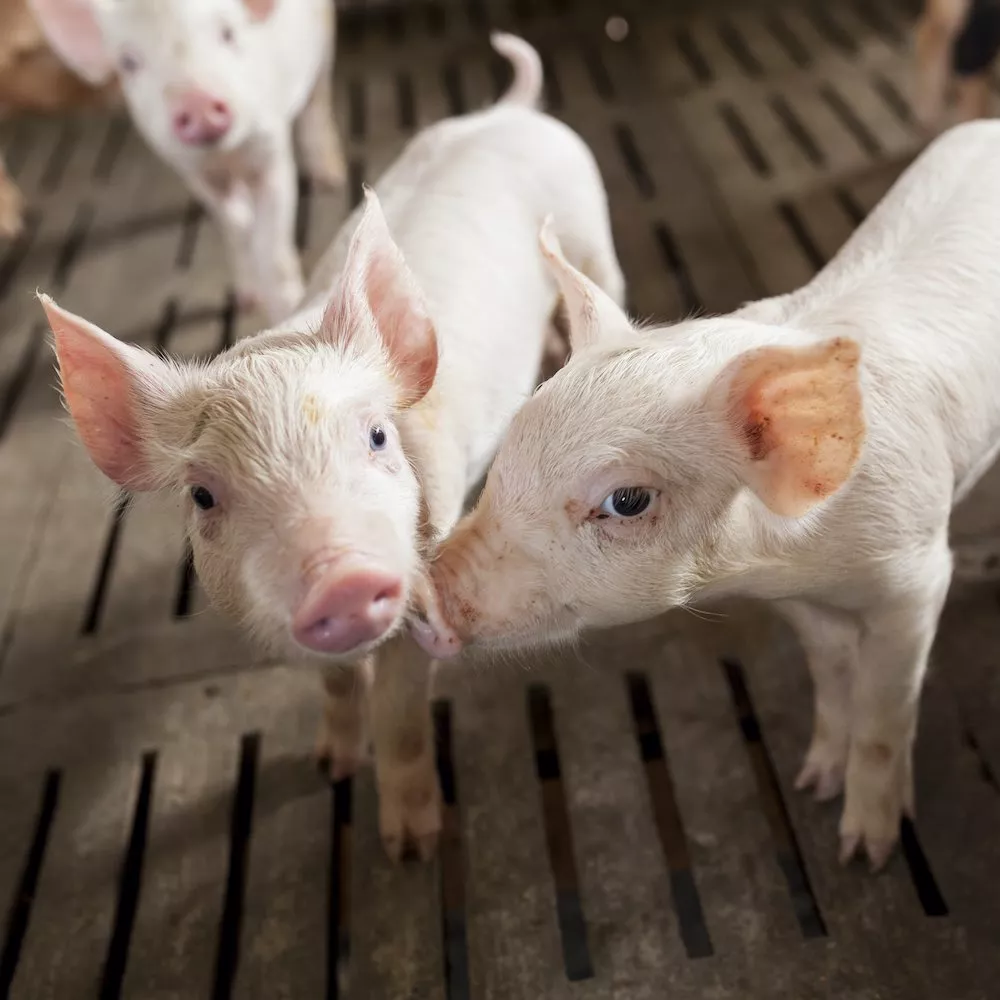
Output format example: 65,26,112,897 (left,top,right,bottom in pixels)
491,32,544,108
